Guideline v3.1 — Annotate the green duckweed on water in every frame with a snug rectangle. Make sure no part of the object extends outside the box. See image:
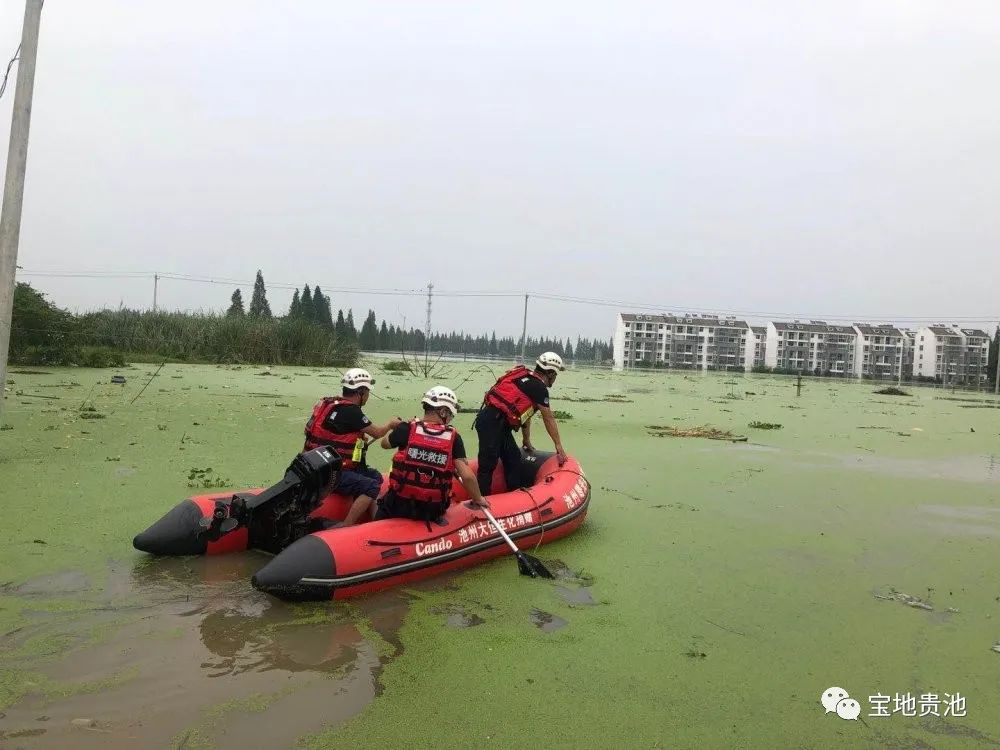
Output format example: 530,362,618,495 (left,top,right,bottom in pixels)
1,362,999,749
